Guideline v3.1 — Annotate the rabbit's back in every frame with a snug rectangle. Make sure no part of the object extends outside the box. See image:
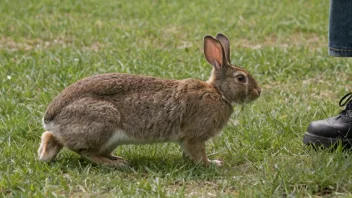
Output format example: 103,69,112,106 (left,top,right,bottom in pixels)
43,73,177,124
